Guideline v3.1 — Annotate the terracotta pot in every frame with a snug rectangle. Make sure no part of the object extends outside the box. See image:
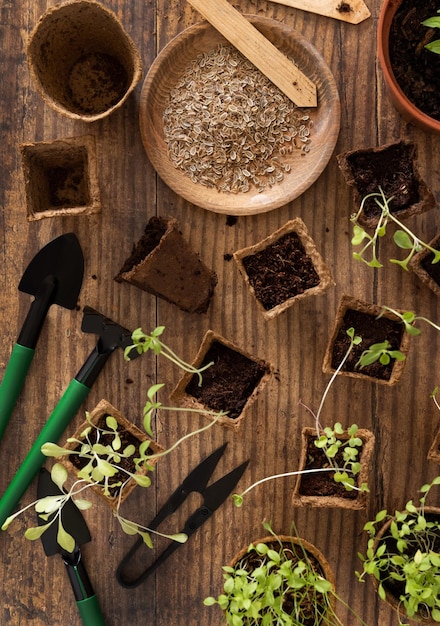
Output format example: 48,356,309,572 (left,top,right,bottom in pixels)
170,330,273,431
371,507,440,624
226,535,336,623
322,295,412,385
378,0,440,134
233,218,335,320
20,135,100,221
292,426,375,510
59,399,164,510
27,0,142,121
